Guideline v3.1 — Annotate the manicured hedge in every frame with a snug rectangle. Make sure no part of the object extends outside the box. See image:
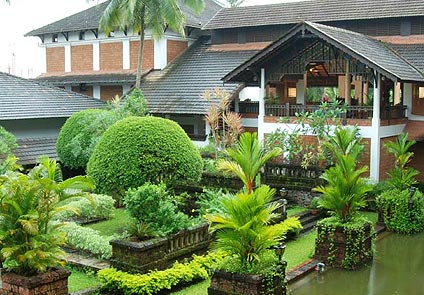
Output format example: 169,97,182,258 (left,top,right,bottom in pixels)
87,116,203,196
56,109,120,169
